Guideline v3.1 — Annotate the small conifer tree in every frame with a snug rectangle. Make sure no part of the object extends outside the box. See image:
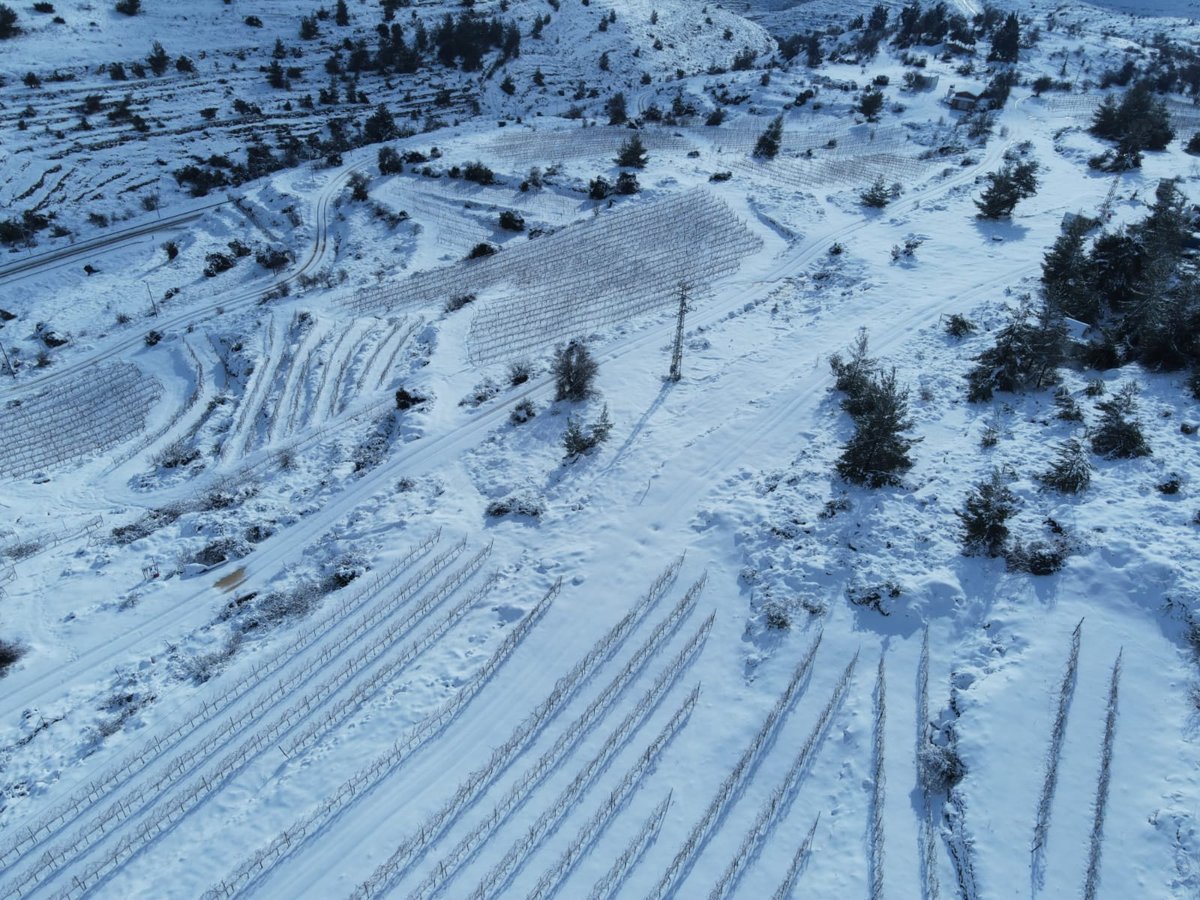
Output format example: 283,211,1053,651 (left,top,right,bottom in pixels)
753,114,784,159
553,341,598,402
959,468,1017,556
615,134,648,168
835,368,918,487
975,160,1039,219
1091,381,1151,458
860,175,897,208
1038,438,1092,493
